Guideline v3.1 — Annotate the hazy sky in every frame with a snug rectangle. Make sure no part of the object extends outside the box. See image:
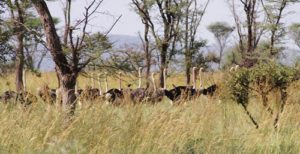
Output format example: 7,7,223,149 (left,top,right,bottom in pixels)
47,0,300,48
